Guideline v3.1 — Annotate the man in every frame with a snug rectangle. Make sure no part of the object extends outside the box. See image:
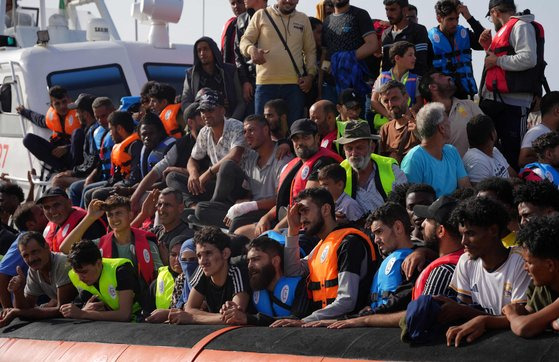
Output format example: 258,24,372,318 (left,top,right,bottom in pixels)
377,81,420,163
406,4,418,24
186,90,246,204
194,115,291,232
222,0,246,65
182,37,244,121
479,0,544,170
60,239,142,322
236,118,341,240
326,195,461,329
405,183,436,242
167,227,250,324
321,0,378,107
234,0,268,116
503,216,559,337
148,82,185,138
137,112,177,182
382,0,431,76
19,86,80,171
442,197,531,347
240,0,317,125
418,71,483,156
520,132,559,186
463,114,516,184
337,121,407,213
0,182,24,230
271,188,377,326
221,236,311,326
428,0,486,99
37,187,105,253
309,100,339,154
132,102,205,212
401,102,471,197
0,232,77,327
263,98,289,141
51,94,98,190
514,181,559,227
519,92,559,167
